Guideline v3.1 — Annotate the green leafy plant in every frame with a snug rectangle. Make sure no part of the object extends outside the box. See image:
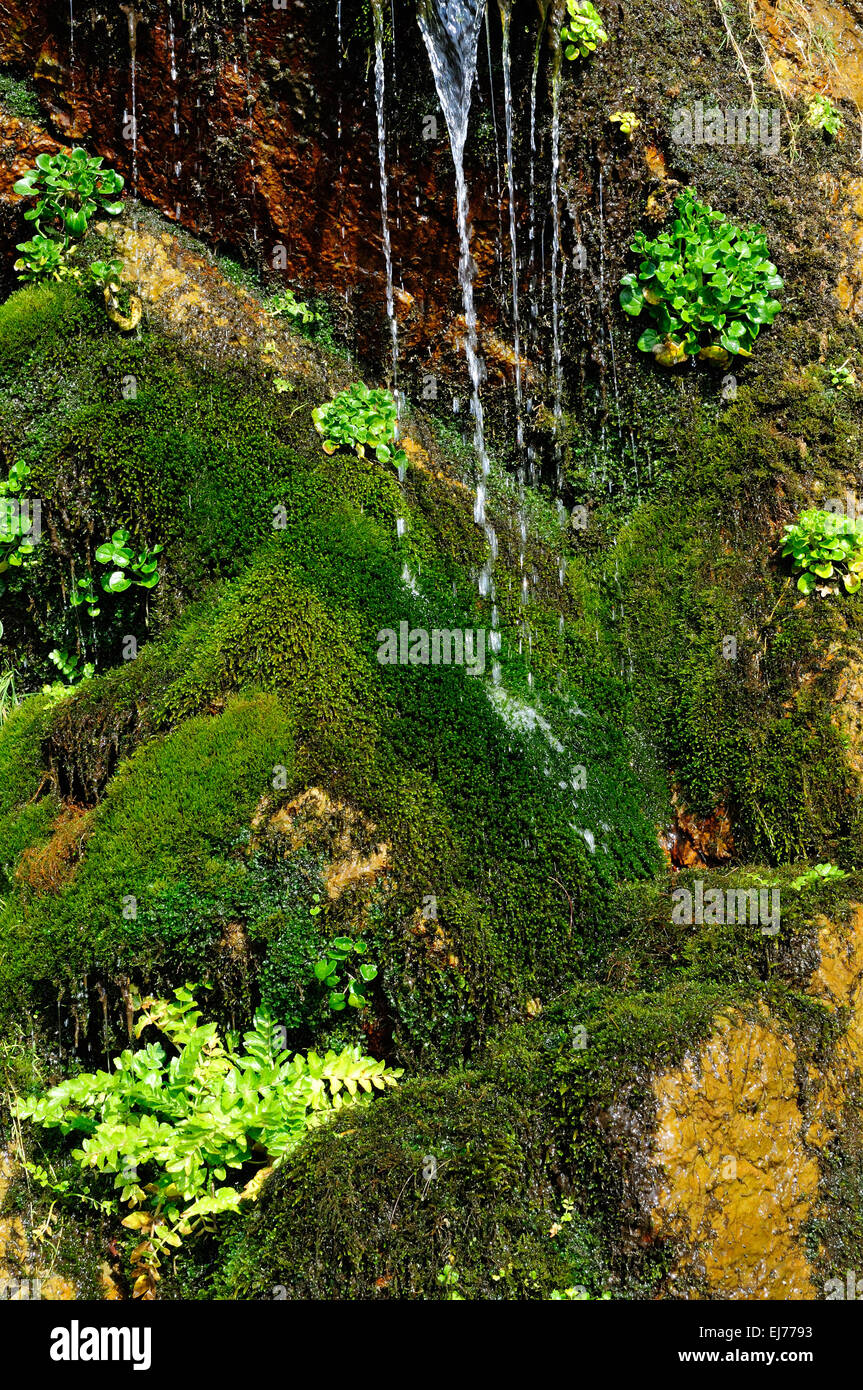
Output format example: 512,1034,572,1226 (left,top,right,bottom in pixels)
831,359,855,390
70,574,101,619
436,1257,464,1299
13,232,79,284
13,148,124,244
266,288,318,327
560,1,608,59
791,862,849,891
610,109,639,135
781,508,863,596
48,649,94,685
806,94,843,136
619,188,783,363
95,528,163,594
15,986,401,1298
313,933,378,1011
88,258,124,293
312,382,407,469
0,462,38,595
